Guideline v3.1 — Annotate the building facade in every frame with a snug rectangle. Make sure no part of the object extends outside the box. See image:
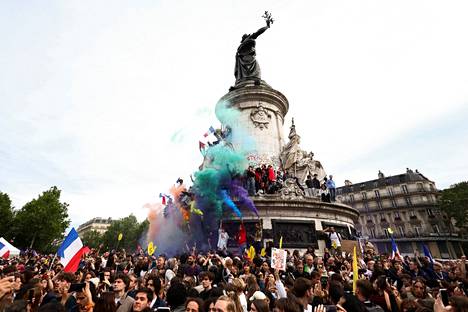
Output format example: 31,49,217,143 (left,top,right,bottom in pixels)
77,217,112,237
336,169,467,258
